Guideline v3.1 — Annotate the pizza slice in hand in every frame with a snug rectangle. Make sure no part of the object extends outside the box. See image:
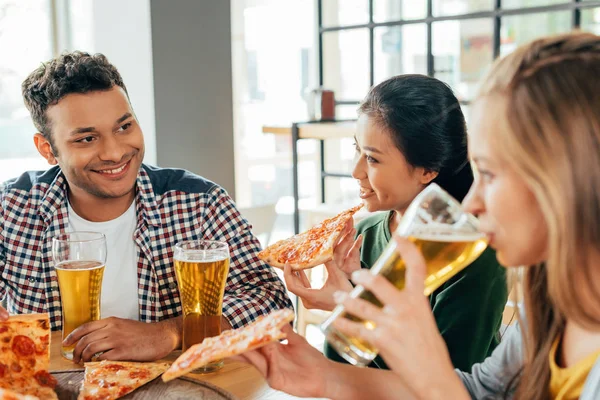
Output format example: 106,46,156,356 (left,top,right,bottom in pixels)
77,361,170,400
258,204,363,270
162,308,294,382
